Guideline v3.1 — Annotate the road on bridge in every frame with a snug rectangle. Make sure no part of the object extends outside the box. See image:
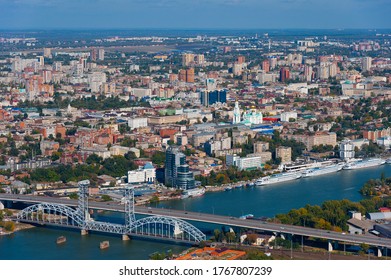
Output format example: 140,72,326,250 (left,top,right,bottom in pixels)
1,193,391,248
